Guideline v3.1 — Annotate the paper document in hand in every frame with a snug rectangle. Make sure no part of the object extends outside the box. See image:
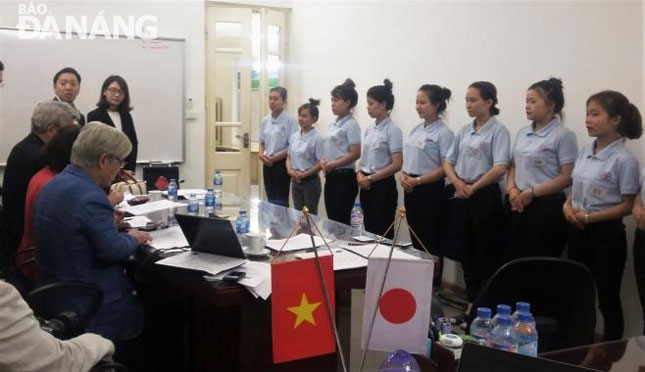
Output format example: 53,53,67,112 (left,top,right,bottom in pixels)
338,243,419,260
361,257,433,354
155,251,246,276
295,249,367,271
120,199,184,215
265,233,328,252
148,226,189,249
271,256,335,363
123,216,152,228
